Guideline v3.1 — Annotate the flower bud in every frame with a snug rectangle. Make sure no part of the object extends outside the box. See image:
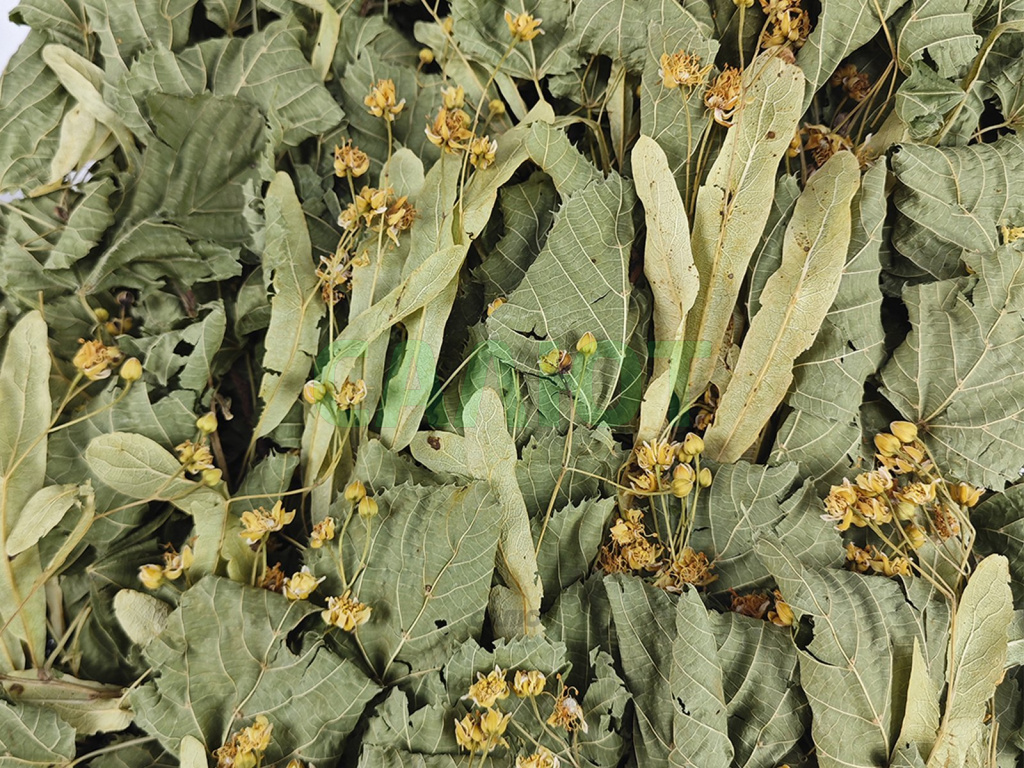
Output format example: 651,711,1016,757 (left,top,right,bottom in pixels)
671,479,693,498
120,357,143,383
202,468,223,487
680,432,704,458
196,412,218,434
489,99,506,115
698,467,713,488
890,421,918,444
345,480,367,504
303,379,327,404
93,307,109,322
904,524,927,550
576,331,597,357
874,432,901,457
358,496,379,519
418,48,434,65
138,564,164,590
